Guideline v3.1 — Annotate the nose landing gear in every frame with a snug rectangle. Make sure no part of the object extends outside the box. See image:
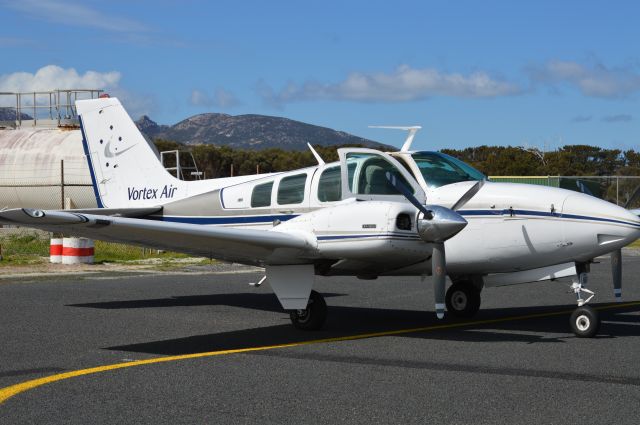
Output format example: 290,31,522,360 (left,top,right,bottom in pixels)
569,271,600,338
